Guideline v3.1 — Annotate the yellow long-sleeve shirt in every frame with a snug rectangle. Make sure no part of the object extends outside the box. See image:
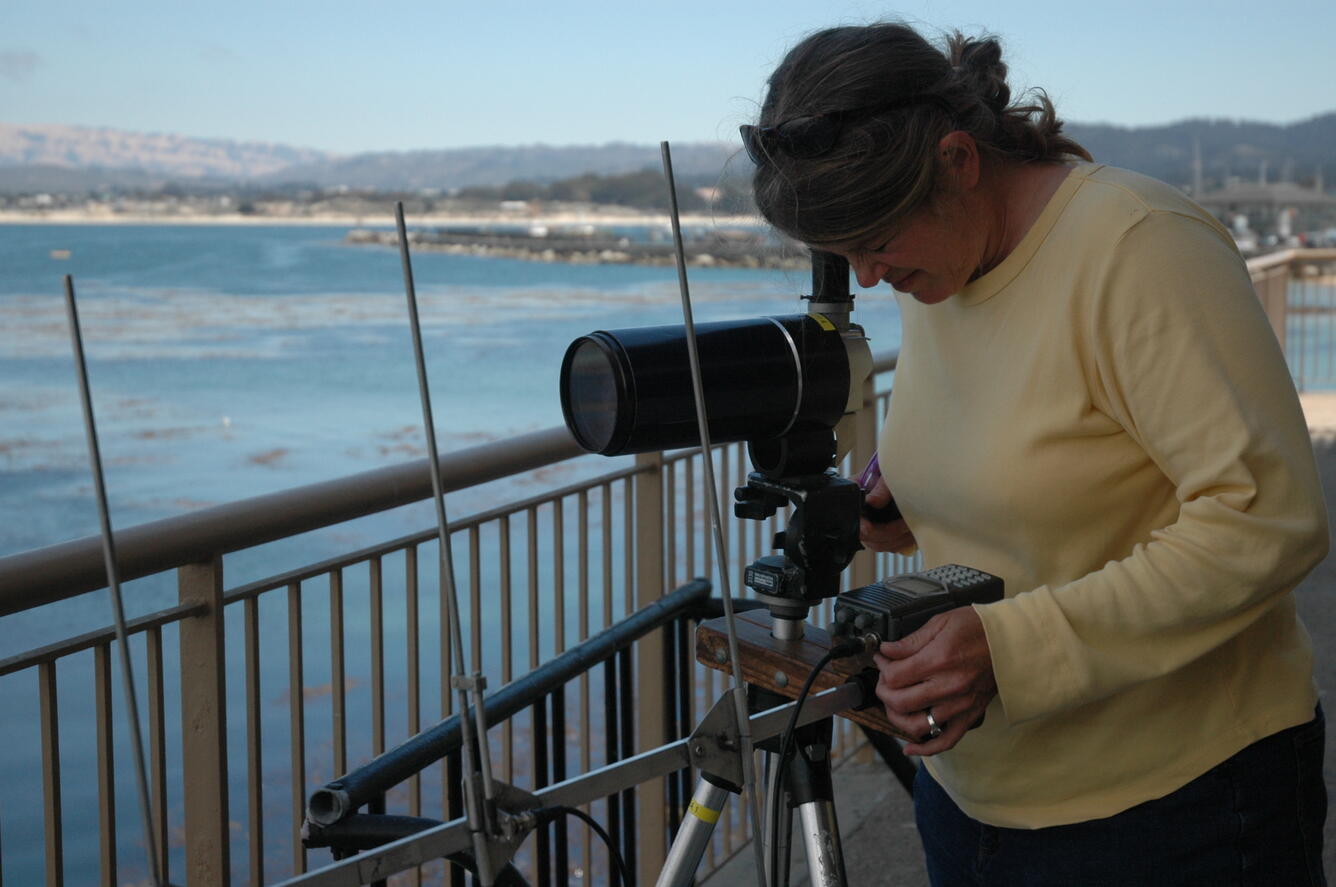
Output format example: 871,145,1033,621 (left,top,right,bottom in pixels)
880,162,1328,828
